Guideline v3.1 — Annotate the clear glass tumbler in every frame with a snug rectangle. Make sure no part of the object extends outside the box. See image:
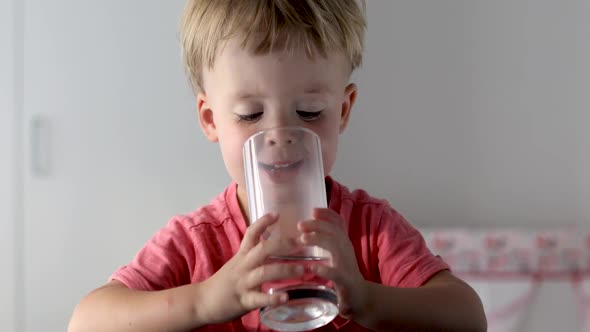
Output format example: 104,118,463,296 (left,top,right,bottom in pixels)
243,127,338,331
